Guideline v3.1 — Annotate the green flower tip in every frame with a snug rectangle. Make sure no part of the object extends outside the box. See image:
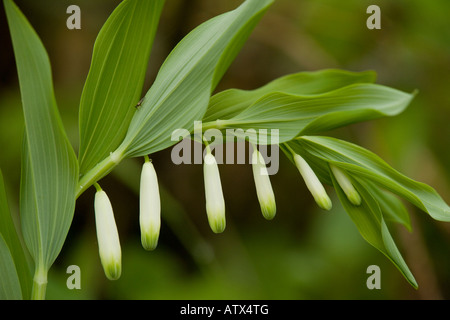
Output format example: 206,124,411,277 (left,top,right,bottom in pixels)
260,198,277,220
316,194,333,211
209,215,226,234
347,190,362,206
141,229,160,251
330,164,362,206
104,260,121,281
